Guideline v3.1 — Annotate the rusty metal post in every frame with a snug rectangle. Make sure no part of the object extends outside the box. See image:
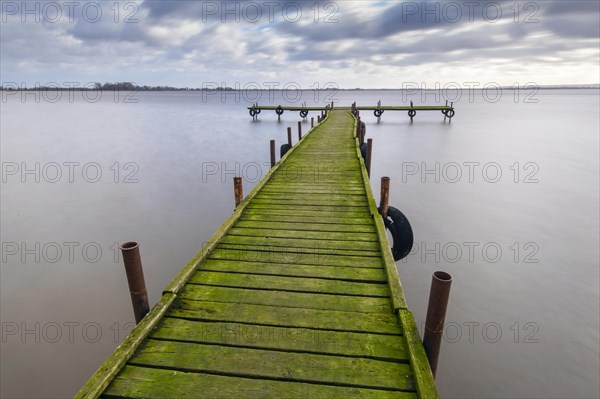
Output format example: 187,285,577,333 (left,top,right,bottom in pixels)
270,139,276,168
366,138,373,177
287,127,292,146
423,271,452,378
120,242,149,324
379,177,390,218
234,177,243,207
